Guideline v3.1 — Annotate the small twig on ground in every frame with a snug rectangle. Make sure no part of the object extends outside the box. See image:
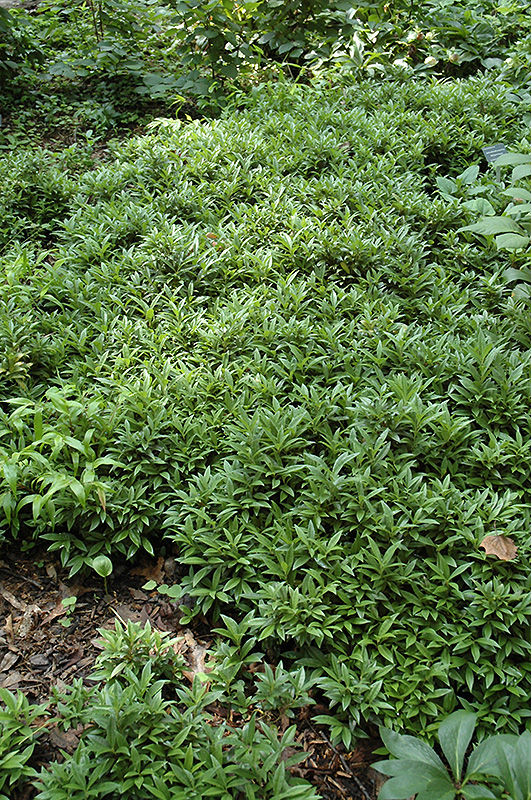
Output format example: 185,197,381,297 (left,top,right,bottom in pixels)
0,566,43,589
307,721,373,800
